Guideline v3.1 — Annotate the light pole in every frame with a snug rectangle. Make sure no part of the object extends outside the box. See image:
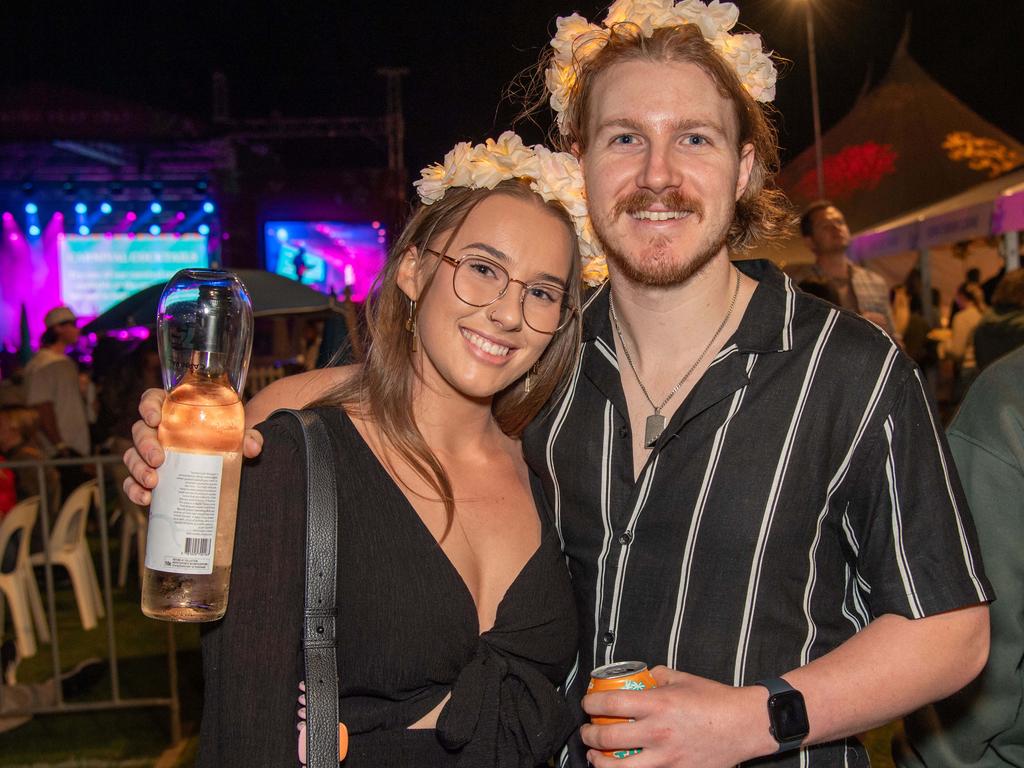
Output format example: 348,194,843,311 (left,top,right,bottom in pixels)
803,0,826,199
